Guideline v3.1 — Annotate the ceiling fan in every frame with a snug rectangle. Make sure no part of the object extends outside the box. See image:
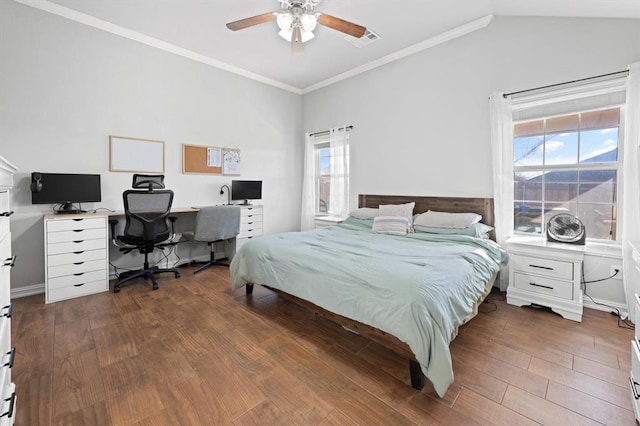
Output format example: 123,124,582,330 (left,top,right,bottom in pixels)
226,0,367,56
